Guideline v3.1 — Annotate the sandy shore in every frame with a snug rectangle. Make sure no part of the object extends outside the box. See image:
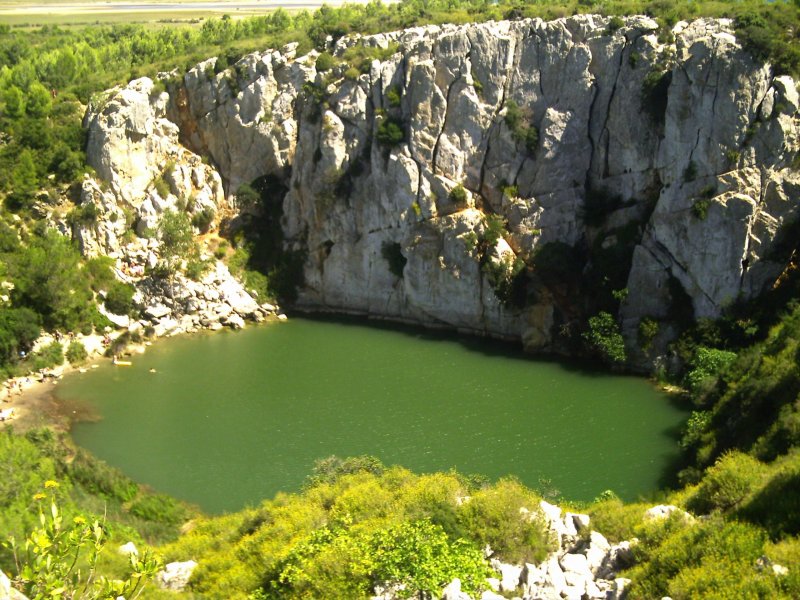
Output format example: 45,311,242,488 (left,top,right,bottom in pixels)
0,358,107,432
0,330,121,431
